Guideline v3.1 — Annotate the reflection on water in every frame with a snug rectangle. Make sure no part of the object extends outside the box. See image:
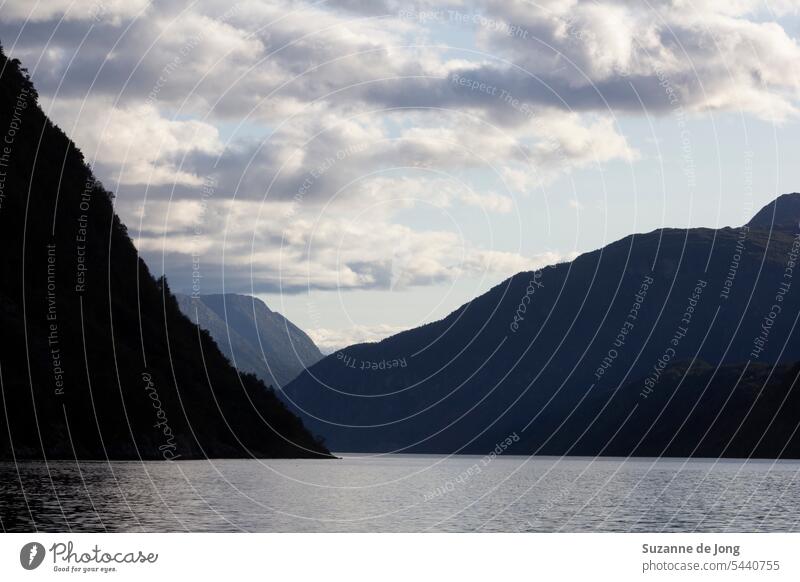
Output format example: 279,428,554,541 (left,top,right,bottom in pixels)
1,456,798,532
